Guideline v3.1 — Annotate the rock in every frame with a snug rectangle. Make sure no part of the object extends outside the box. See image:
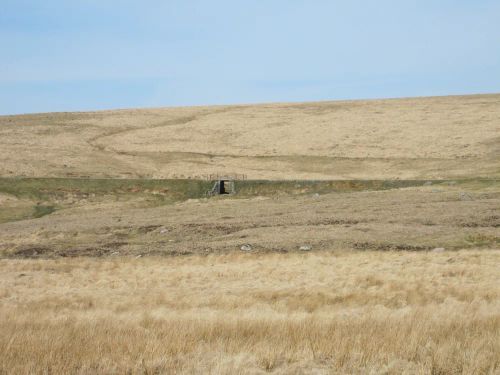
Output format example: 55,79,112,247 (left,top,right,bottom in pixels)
251,196,270,201
459,192,473,201
424,181,432,186
135,254,142,258
432,247,445,253
160,228,168,234
299,245,312,251
240,244,252,251
312,193,320,198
